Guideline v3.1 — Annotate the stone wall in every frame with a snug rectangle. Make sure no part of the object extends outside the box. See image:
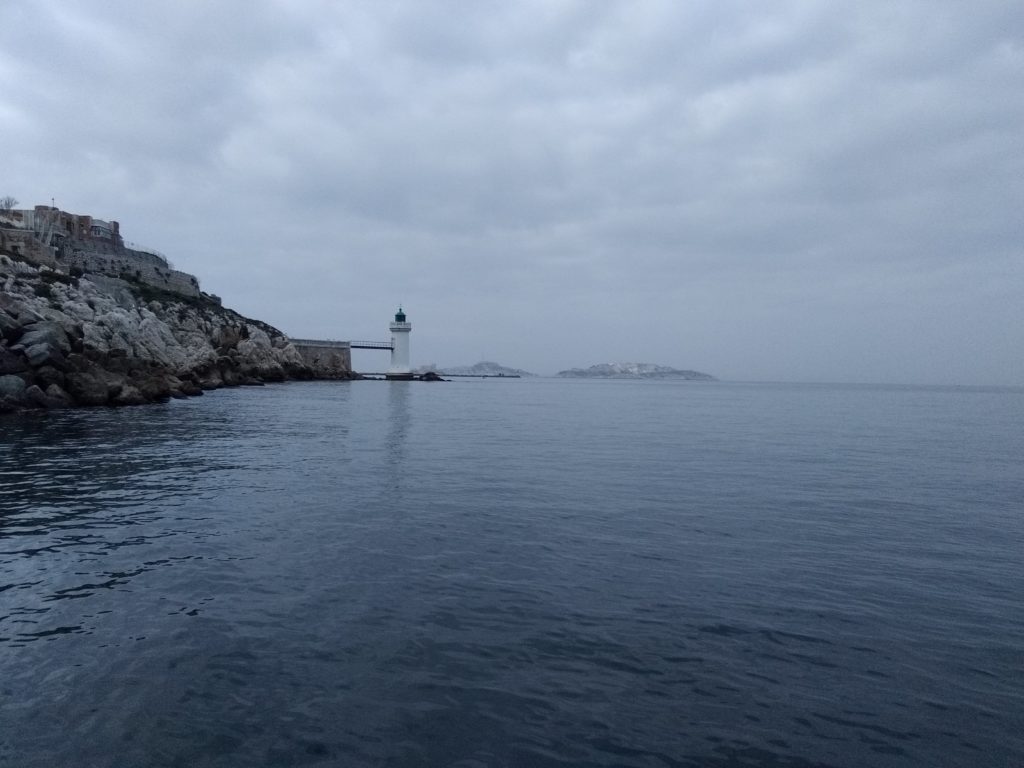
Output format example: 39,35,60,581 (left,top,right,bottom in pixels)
292,341,352,378
1,207,201,298
61,246,200,297
0,227,58,267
